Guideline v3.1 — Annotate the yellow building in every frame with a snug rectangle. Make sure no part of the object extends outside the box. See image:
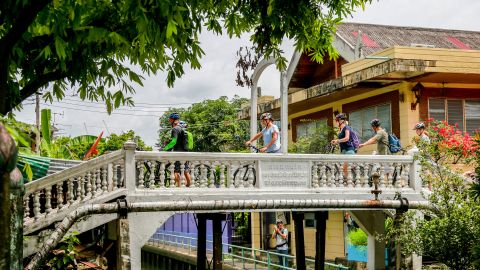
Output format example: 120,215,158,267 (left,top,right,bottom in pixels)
243,23,480,262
